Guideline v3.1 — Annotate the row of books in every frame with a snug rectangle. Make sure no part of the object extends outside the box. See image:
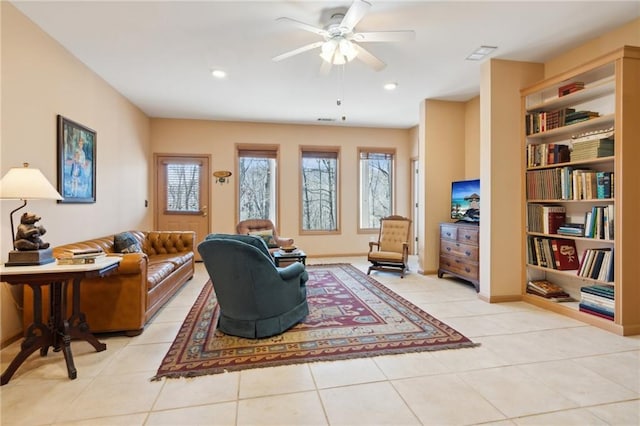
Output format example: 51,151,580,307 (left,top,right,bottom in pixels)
524,108,599,135
578,248,614,282
56,247,106,265
584,205,614,240
527,237,580,270
526,280,574,302
527,204,566,234
526,167,614,201
525,108,575,135
526,143,570,167
579,284,614,321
